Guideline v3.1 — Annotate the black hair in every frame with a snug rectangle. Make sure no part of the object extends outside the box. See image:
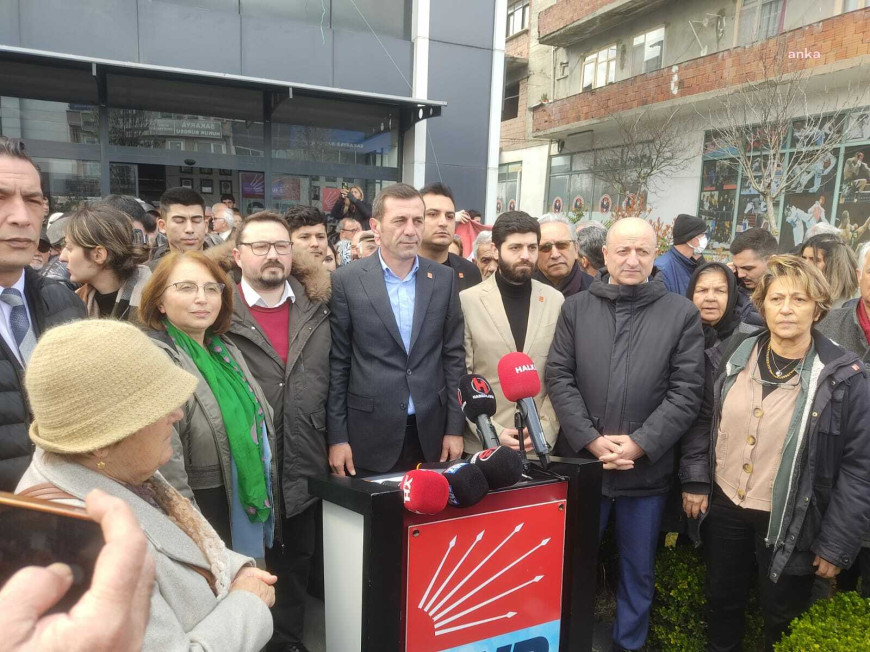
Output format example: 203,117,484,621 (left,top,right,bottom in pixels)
102,194,146,224
729,227,778,258
419,182,455,204
159,187,205,215
284,205,327,235
220,193,236,204
468,209,482,220
492,211,541,249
